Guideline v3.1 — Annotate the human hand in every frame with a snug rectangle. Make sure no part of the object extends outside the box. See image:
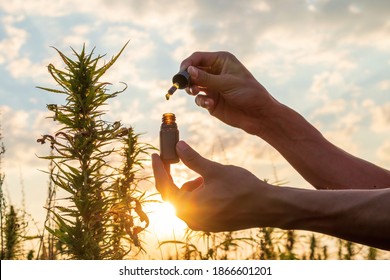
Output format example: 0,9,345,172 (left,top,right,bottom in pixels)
180,51,277,135
151,140,276,232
